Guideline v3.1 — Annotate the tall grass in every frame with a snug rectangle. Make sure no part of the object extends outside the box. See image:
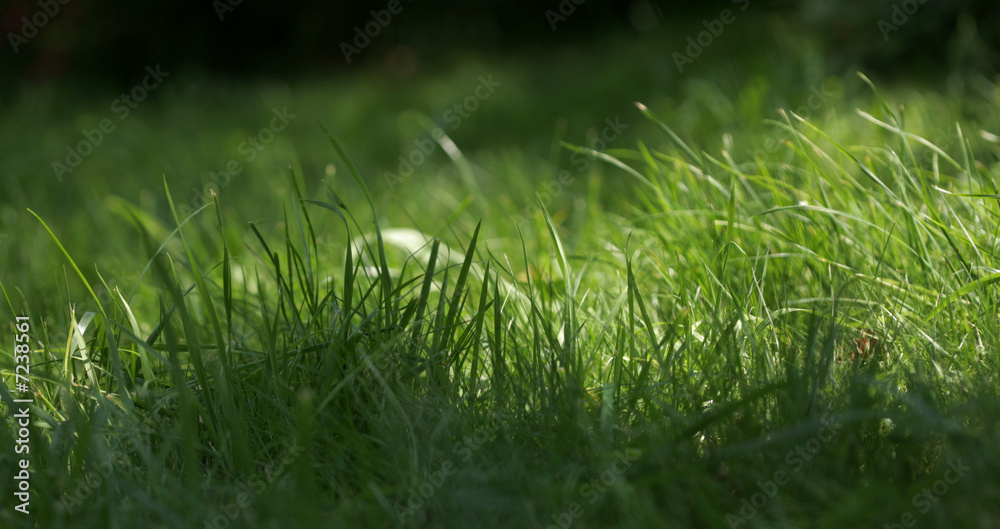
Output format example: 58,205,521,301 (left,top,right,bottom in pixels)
2,74,1000,528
